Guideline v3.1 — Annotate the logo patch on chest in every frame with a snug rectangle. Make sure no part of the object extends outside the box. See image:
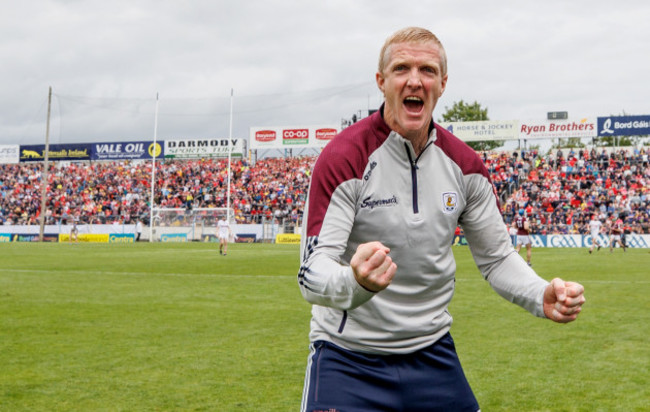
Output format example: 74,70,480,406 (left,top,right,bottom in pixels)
442,192,458,214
